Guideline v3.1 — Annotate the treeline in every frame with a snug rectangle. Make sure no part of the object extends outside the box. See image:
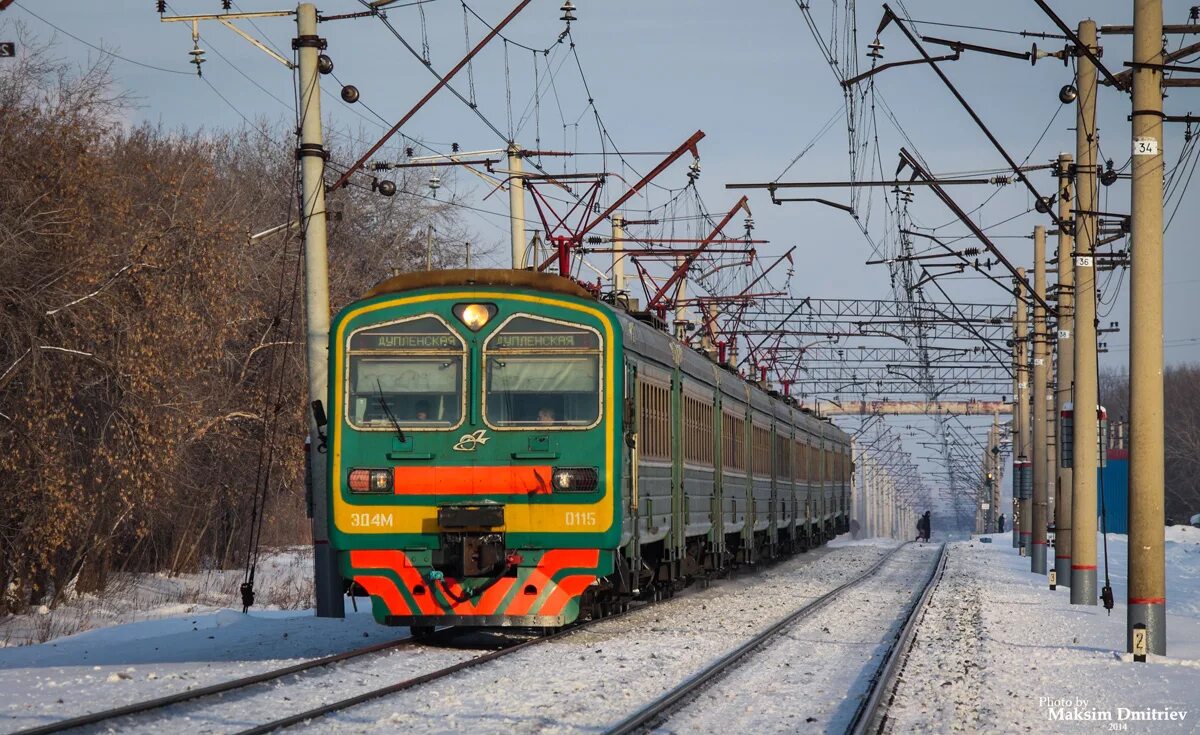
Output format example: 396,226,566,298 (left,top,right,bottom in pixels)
1100,364,1200,522
0,39,471,613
